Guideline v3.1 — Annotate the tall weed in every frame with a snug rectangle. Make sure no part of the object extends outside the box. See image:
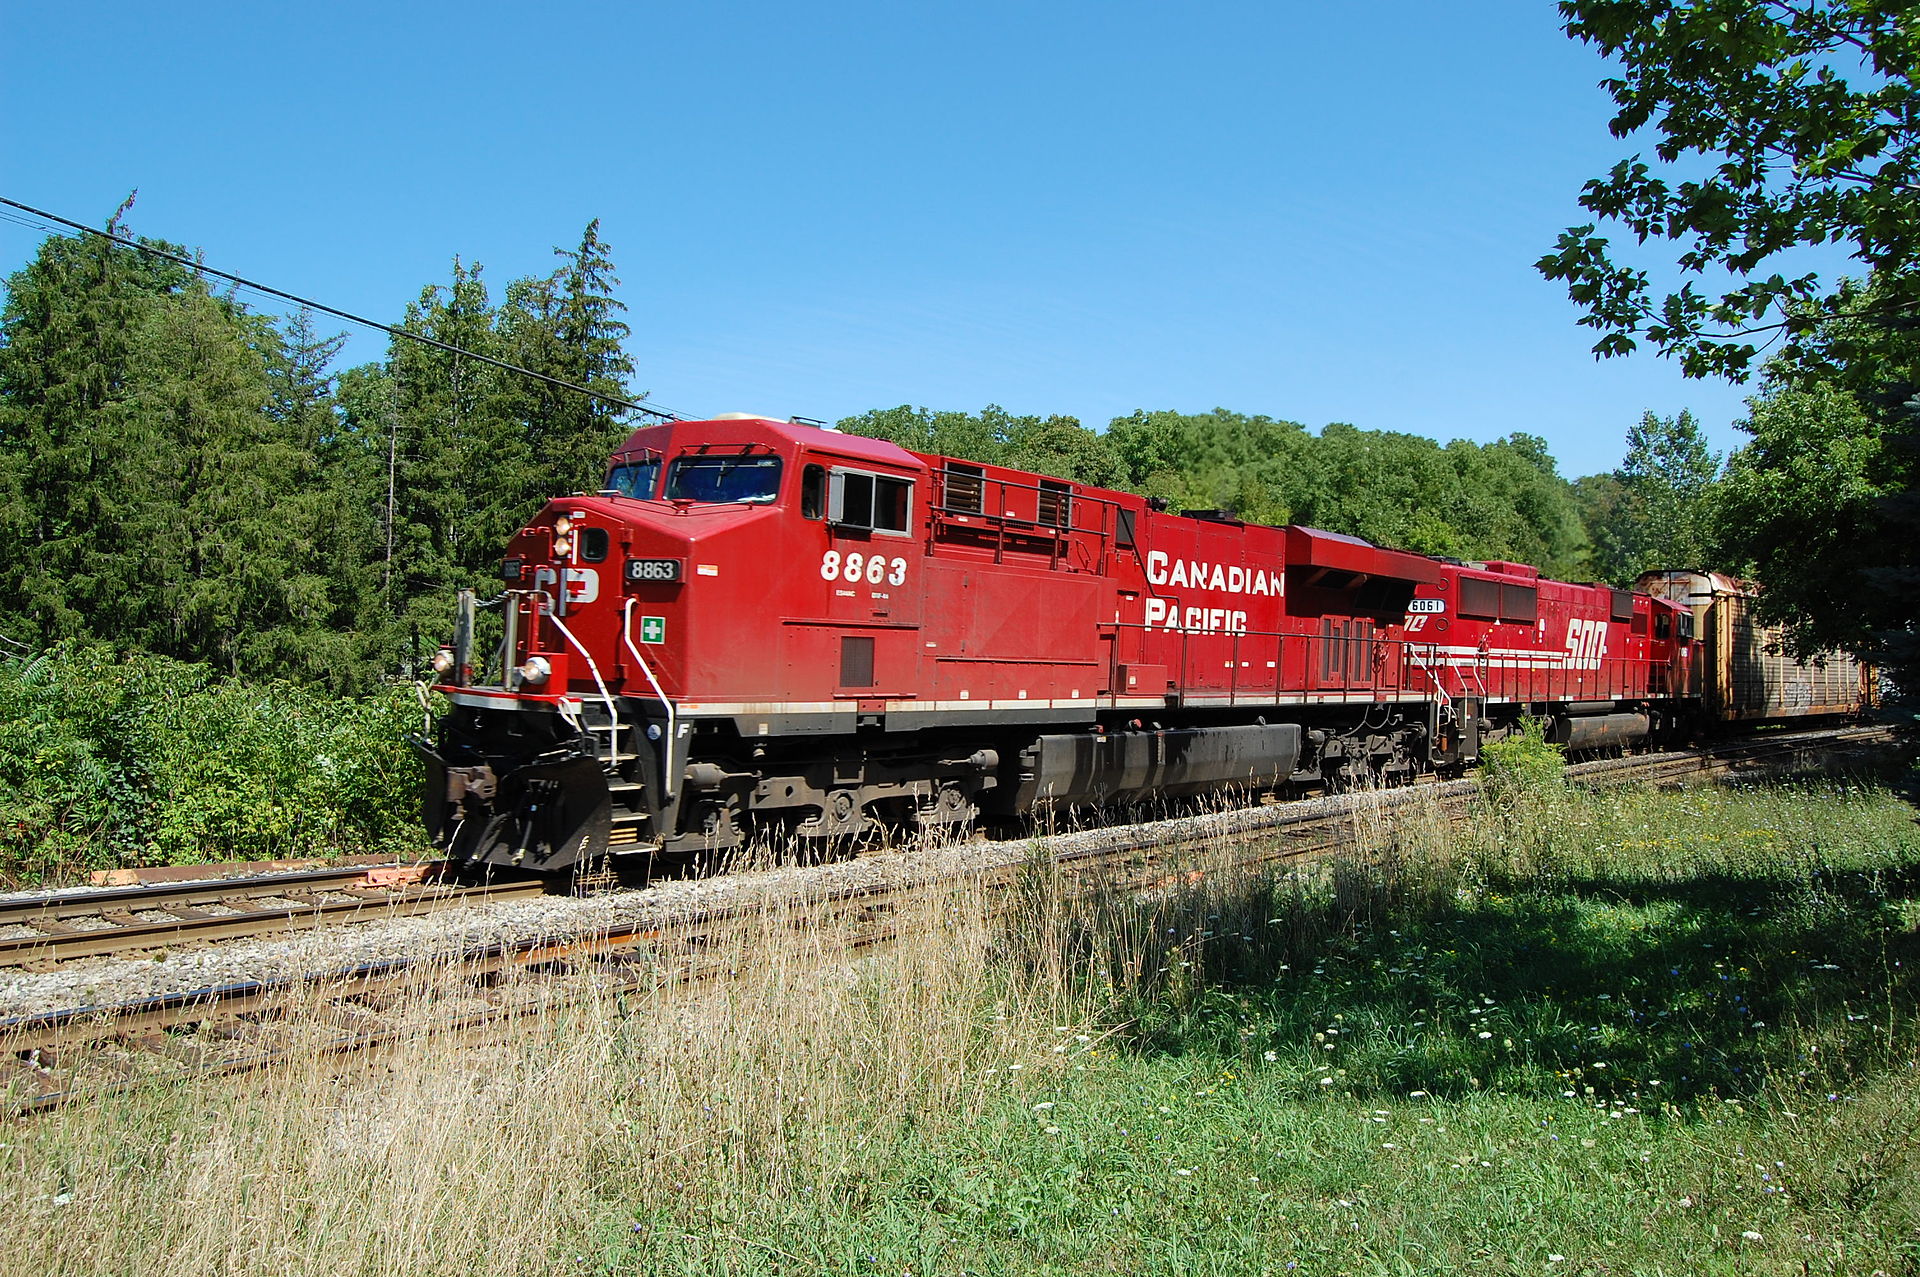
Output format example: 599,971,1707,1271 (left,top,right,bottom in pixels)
1475,718,1574,883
